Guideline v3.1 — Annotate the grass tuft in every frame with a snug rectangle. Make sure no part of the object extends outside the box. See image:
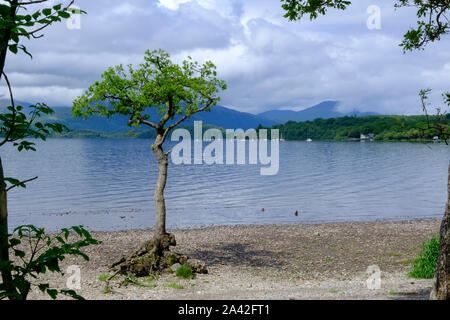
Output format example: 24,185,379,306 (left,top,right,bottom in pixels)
98,273,112,282
176,265,194,279
166,282,184,289
409,235,440,279
103,284,112,294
